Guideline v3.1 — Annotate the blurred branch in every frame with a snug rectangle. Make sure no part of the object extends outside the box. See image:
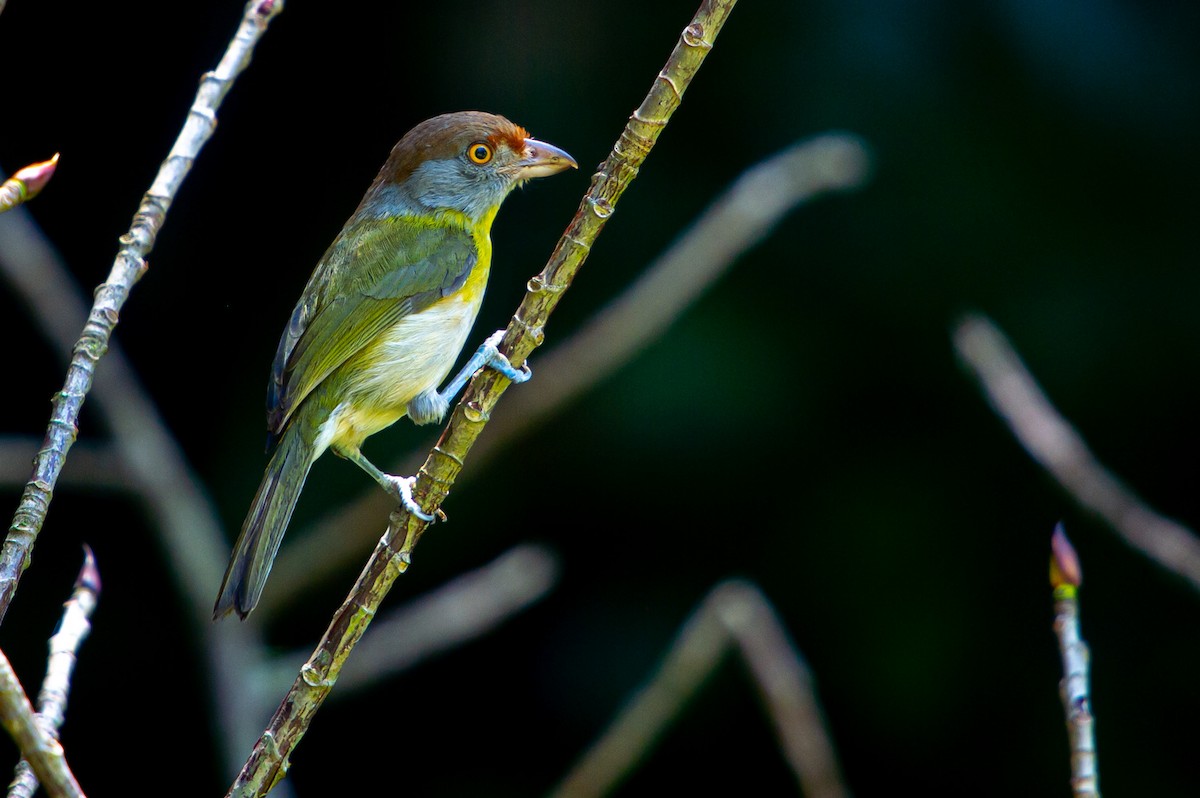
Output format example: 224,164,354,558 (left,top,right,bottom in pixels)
954,313,1200,592
0,200,235,626
262,544,559,697
549,579,847,798
1050,524,1099,798
8,549,99,798
0,155,59,213
0,649,82,798
0,0,286,780
0,0,284,623
0,188,274,783
227,2,739,792
261,132,870,617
